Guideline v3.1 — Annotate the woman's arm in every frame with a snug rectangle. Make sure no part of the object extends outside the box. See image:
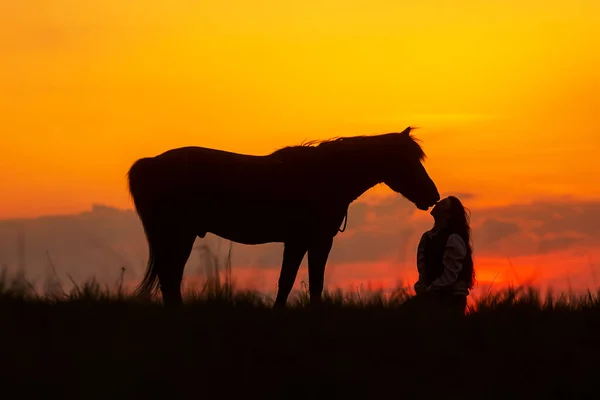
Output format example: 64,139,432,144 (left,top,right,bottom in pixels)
427,234,467,291
414,233,428,293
